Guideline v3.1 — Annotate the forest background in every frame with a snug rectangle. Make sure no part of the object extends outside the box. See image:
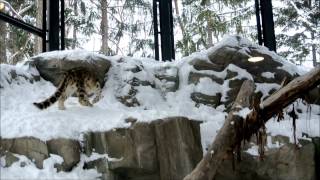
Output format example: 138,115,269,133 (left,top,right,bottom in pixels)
0,0,319,67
